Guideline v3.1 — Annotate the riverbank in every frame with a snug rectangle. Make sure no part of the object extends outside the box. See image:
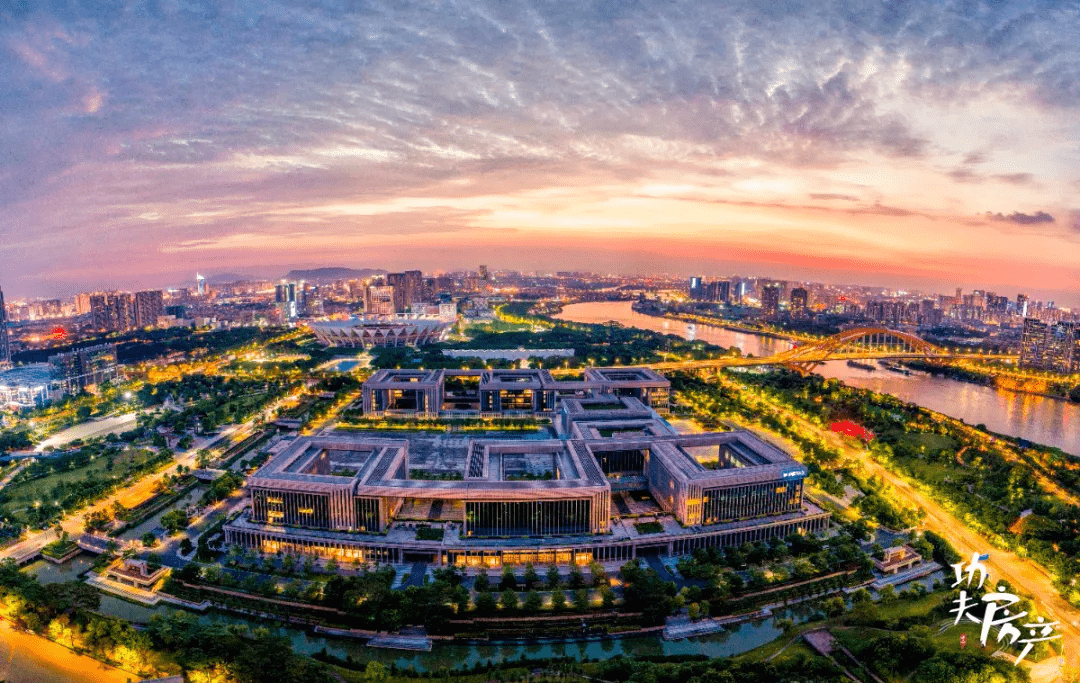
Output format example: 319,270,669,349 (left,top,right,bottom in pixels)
630,303,803,345
556,301,1080,456
901,359,1080,404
